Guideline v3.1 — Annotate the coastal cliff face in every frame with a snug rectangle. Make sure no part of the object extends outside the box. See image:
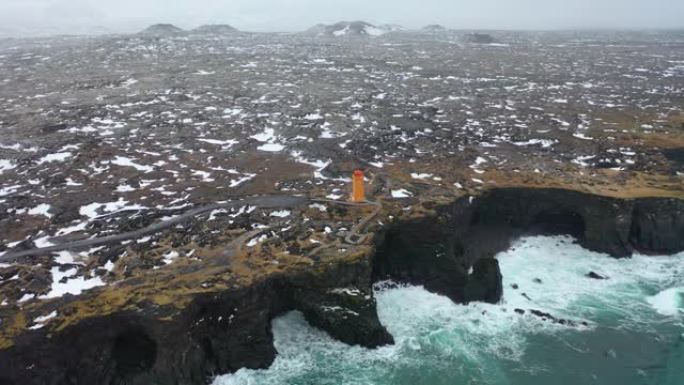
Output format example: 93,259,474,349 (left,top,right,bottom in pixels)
630,198,684,254
0,258,391,385
374,188,684,305
1,188,683,385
